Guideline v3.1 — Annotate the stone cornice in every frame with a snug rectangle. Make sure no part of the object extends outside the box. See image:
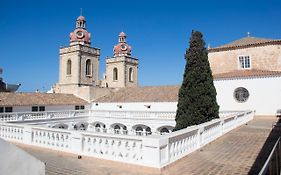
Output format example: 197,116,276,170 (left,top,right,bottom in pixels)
60,44,100,56
208,40,281,53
